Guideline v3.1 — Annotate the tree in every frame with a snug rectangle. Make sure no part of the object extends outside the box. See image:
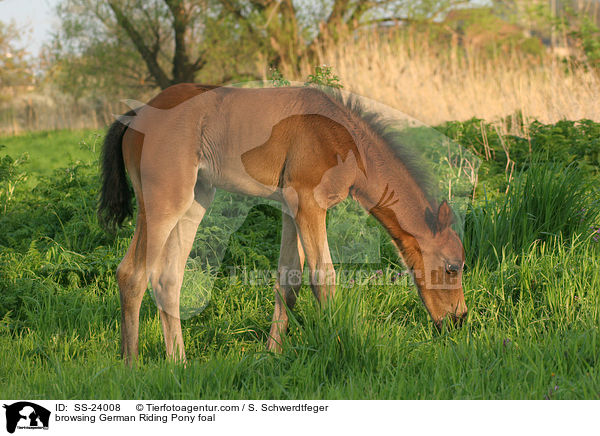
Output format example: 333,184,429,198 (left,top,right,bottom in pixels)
49,0,264,95
106,0,206,87
49,0,216,93
50,0,472,93
0,20,33,100
220,0,472,74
